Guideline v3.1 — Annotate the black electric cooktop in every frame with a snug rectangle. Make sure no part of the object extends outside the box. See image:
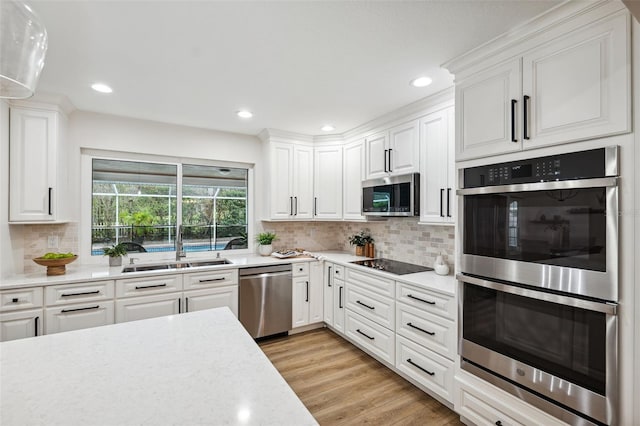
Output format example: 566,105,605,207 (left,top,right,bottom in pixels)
350,258,433,275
